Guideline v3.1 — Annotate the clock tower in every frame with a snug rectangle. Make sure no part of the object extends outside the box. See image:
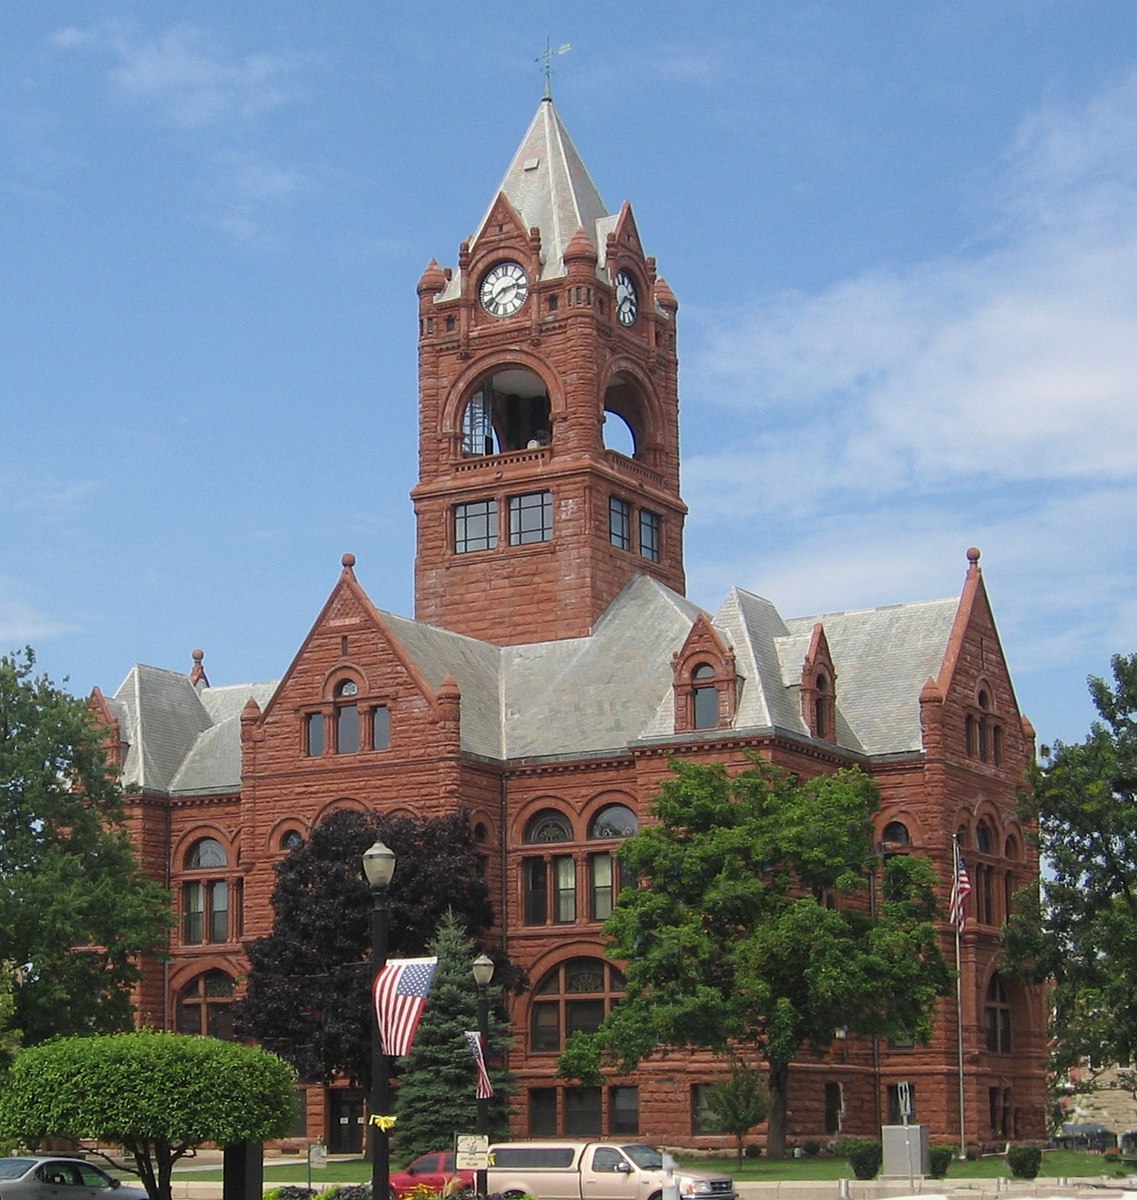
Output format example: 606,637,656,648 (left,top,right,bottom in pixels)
412,98,687,645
